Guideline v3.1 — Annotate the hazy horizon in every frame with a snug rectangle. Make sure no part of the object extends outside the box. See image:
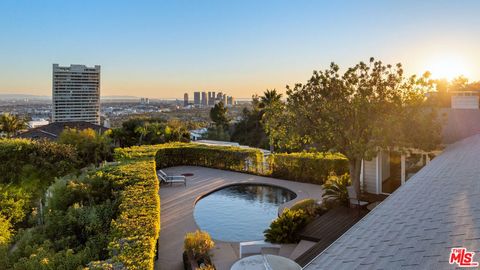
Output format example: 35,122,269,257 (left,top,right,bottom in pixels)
2,0,480,99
